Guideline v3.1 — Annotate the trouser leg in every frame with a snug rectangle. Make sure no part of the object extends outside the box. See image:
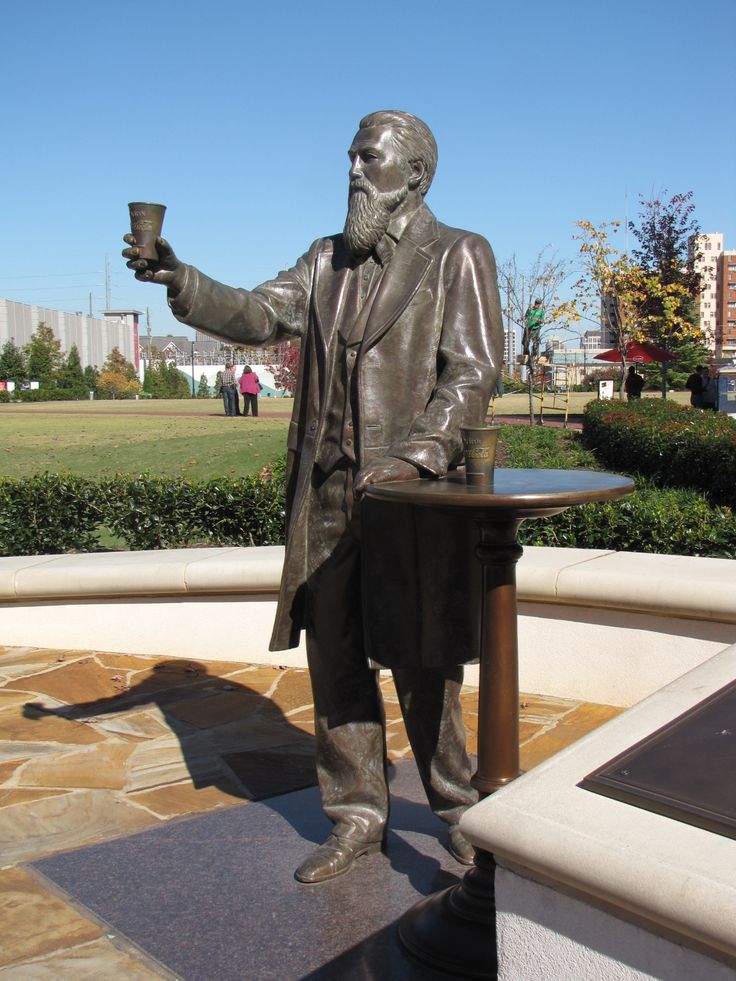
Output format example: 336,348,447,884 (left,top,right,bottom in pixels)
392,665,478,825
305,466,388,843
